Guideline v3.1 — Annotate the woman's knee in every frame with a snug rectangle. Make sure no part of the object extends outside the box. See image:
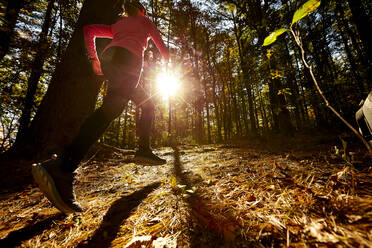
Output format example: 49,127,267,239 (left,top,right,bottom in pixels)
101,97,127,119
